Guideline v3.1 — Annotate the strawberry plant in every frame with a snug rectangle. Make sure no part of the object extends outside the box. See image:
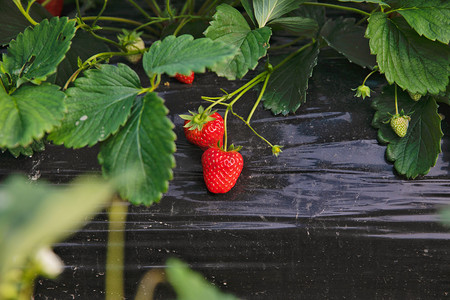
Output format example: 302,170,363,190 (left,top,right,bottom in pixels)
0,0,449,208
